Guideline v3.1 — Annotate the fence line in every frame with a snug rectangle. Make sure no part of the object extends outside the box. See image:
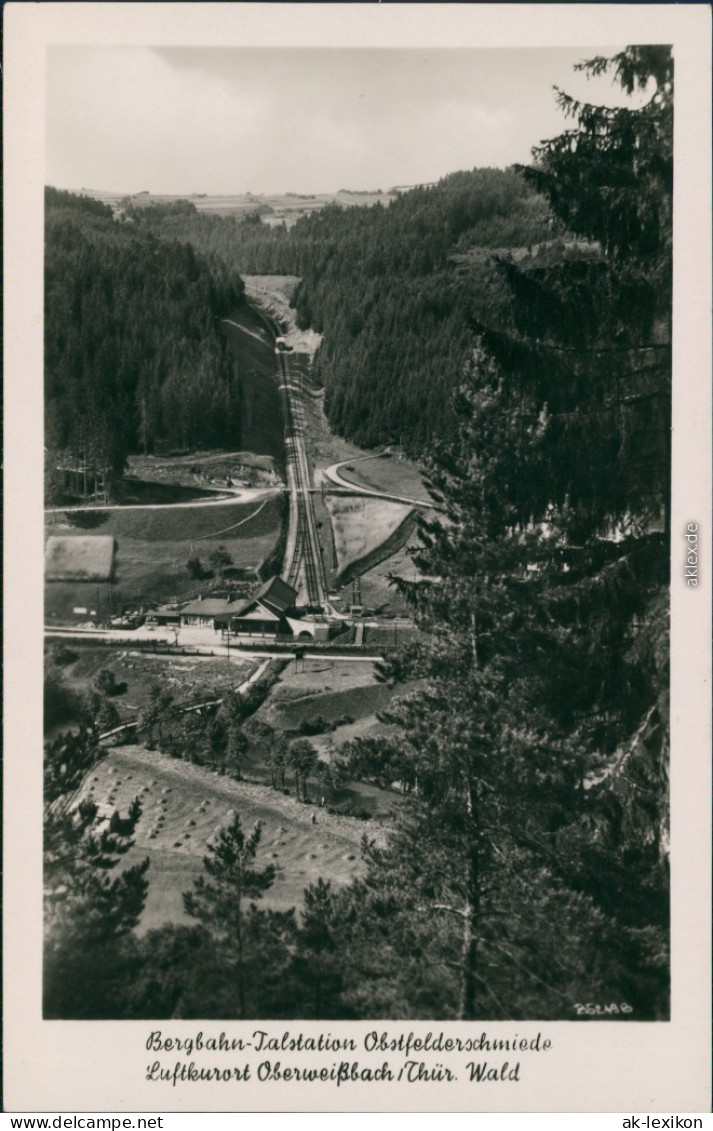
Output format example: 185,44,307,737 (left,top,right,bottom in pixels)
46,629,387,658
